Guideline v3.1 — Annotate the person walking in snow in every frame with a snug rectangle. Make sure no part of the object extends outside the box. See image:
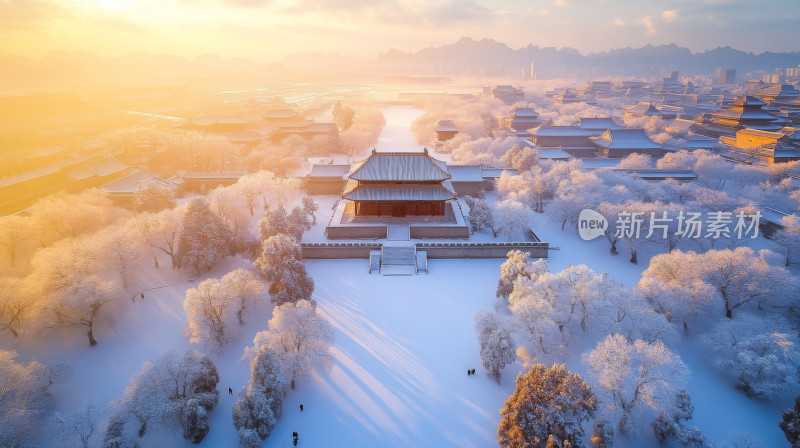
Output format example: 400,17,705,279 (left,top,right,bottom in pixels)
300,403,304,411
471,368,476,375
228,387,233,395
